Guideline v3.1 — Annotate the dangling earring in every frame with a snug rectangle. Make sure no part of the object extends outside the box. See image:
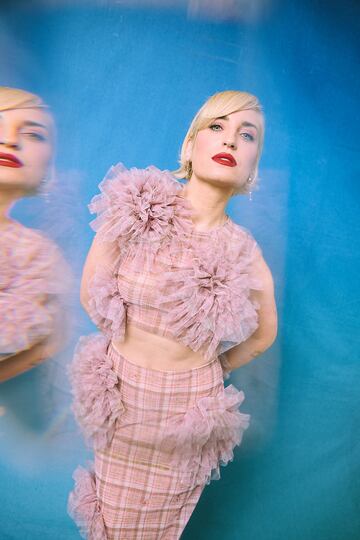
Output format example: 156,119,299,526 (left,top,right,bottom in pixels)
38,165,55,202
246,174,254,201
38,174,50,202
